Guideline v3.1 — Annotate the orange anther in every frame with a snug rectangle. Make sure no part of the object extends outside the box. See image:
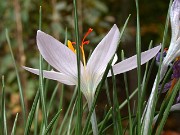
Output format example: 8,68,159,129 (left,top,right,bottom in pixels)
67,28,93,67
82,28,93,46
